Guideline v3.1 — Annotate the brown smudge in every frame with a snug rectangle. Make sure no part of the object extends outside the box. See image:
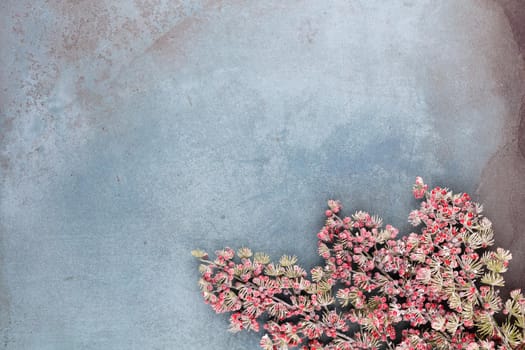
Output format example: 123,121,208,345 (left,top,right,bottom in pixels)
477,0,525,294
107,0,249,88
145,15,202,59
519,96,525,158
45,0,113,62
495,0,525,159
496,0,525,57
